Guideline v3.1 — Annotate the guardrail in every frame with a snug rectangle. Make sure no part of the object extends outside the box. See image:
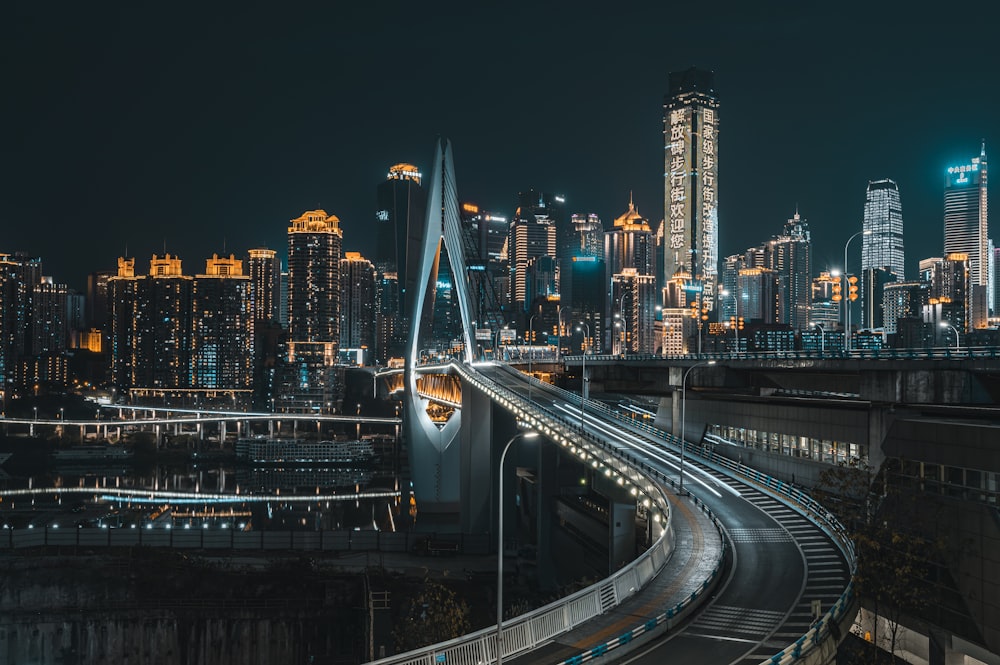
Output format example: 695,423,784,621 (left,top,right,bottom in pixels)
562,345,1000,363
0,526,489,554
361,362,727,665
